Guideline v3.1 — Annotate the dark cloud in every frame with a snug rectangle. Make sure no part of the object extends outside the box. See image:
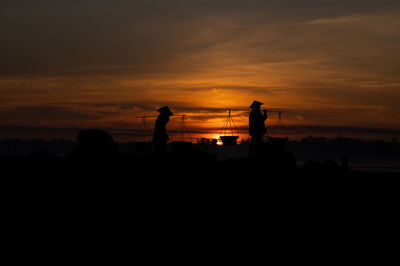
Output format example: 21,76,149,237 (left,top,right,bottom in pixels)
0,106,96,120
1,0,399,77
75,101,250,118
0,105,120,128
